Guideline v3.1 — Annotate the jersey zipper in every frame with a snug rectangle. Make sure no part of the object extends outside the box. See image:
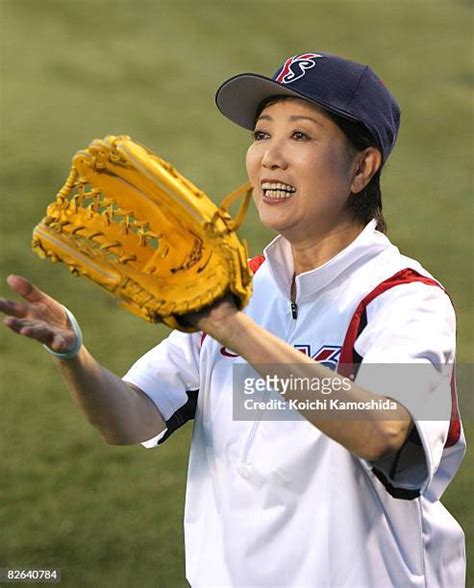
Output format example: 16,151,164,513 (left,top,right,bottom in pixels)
290,301,298,319
290,272,298,319
240,274,299,468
